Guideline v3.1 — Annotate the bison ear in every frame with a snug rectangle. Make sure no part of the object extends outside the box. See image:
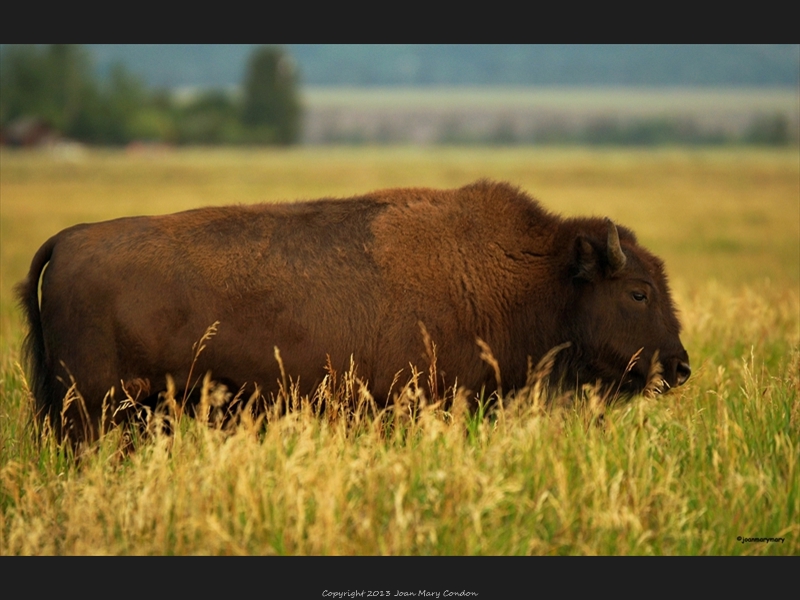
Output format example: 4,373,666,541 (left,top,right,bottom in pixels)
573,235,598,281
